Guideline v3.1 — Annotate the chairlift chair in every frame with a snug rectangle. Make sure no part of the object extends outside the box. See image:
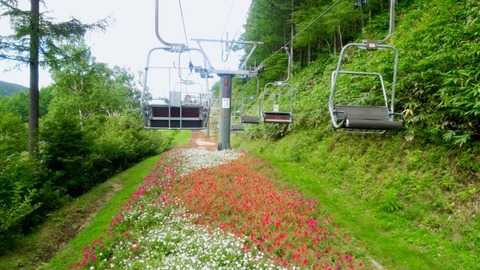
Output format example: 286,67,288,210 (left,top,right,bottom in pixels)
146,81,207,129
230,109,246,131
328,0,404,133
240,96,261,124
261,81,293,124
140,36,212,130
